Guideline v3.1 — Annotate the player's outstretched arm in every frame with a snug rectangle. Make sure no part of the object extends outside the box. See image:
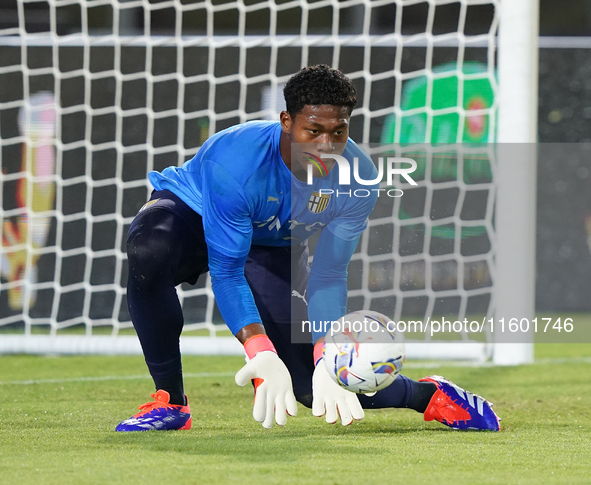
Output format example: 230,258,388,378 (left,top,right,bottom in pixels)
198,162,298,428
235,326,298,428
208,245,298,428
307,226,370,425
312,340,364,425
